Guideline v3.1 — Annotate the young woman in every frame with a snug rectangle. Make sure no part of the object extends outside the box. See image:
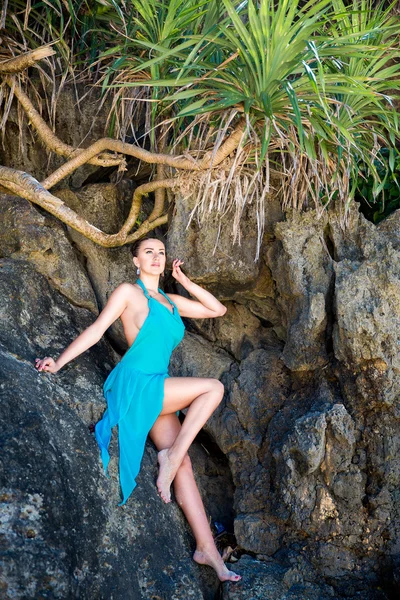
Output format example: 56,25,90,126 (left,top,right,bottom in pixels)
35,237,241,583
